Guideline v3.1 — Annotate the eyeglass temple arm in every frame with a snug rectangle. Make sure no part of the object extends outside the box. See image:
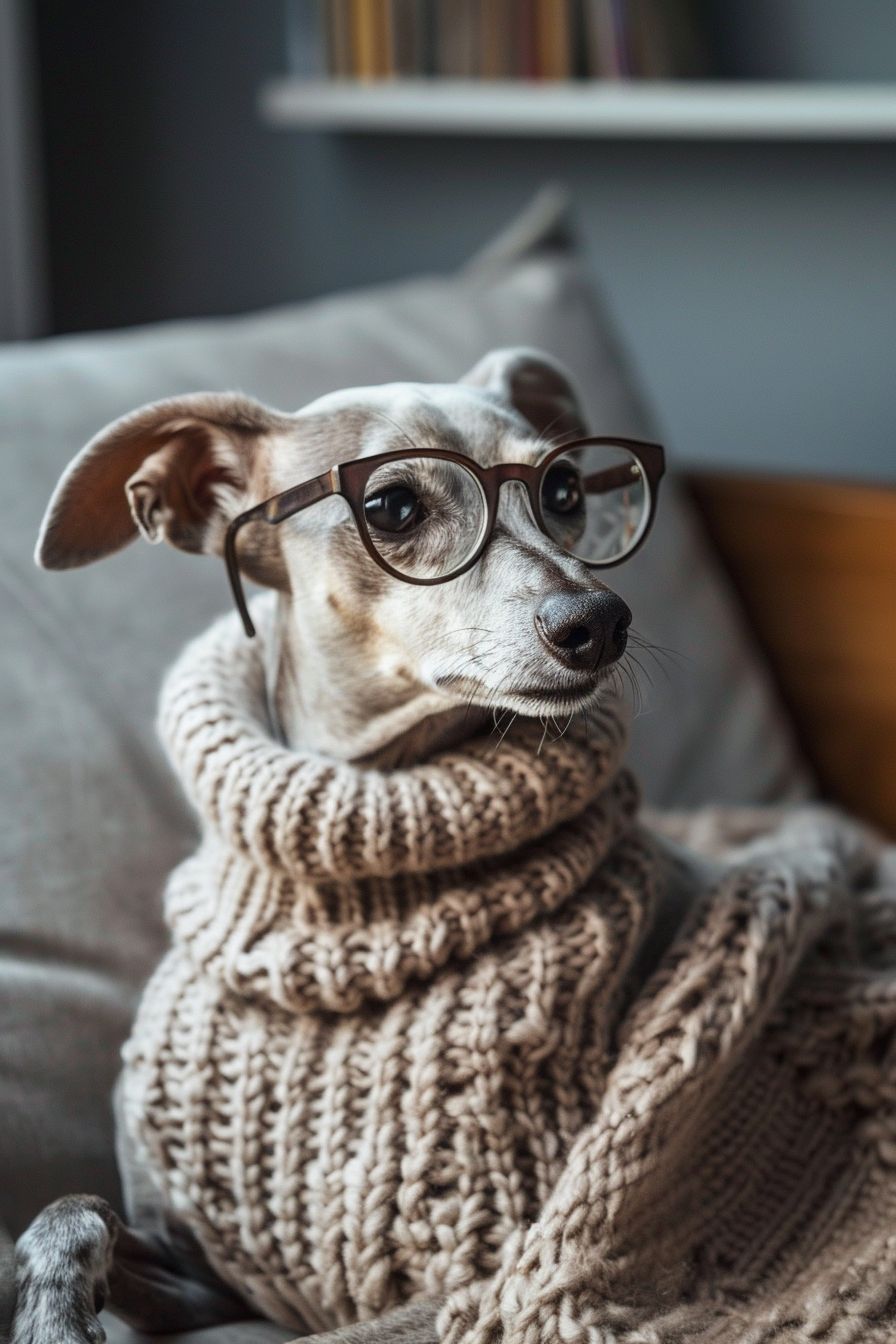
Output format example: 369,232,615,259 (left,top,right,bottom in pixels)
583,464,648,494
224,469,338,638
580,442,664,496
